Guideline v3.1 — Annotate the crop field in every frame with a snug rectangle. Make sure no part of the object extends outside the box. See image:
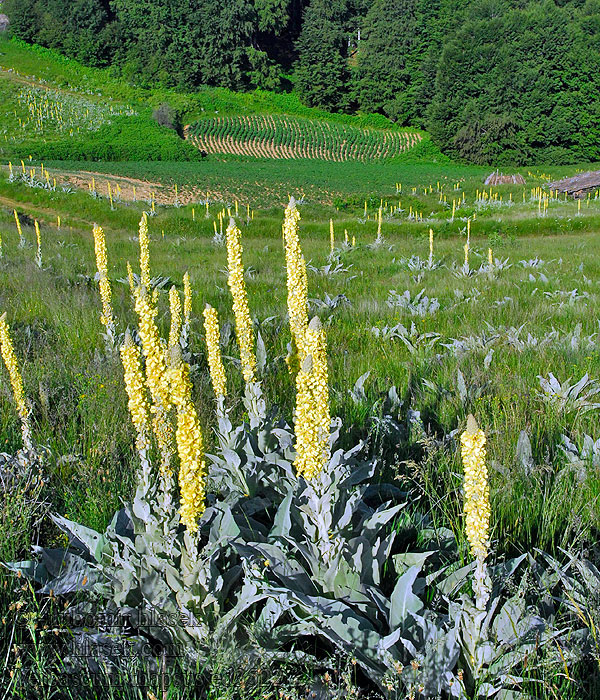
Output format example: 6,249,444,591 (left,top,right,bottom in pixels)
186,114,422,161
2,32,600,700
